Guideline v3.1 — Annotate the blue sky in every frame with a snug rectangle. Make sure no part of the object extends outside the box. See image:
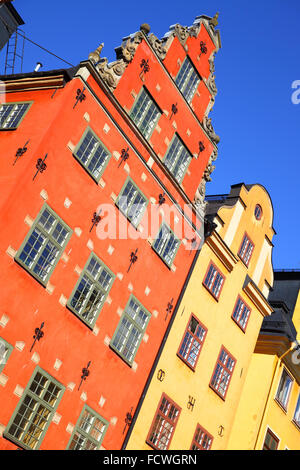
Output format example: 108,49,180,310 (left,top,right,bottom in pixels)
2,0,300,270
